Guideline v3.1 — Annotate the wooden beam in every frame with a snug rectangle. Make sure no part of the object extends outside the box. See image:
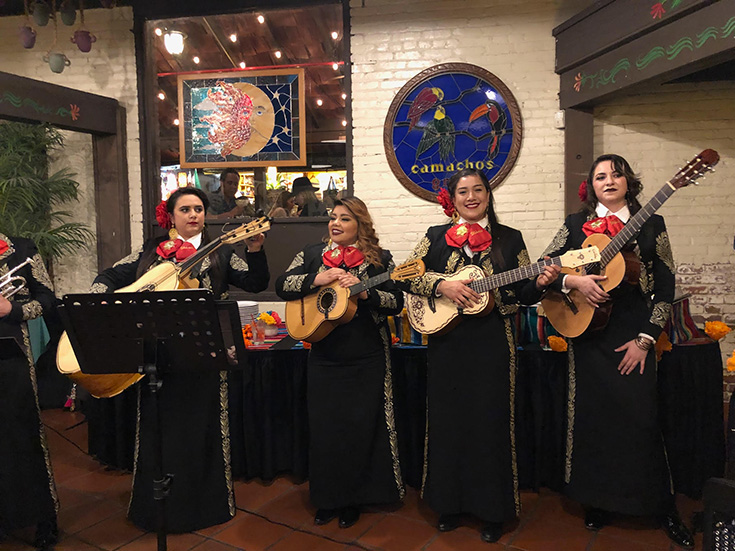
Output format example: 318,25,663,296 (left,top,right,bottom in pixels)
563,108,593,216
559,0,735,109
92,105,131,270
0,71,119,135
